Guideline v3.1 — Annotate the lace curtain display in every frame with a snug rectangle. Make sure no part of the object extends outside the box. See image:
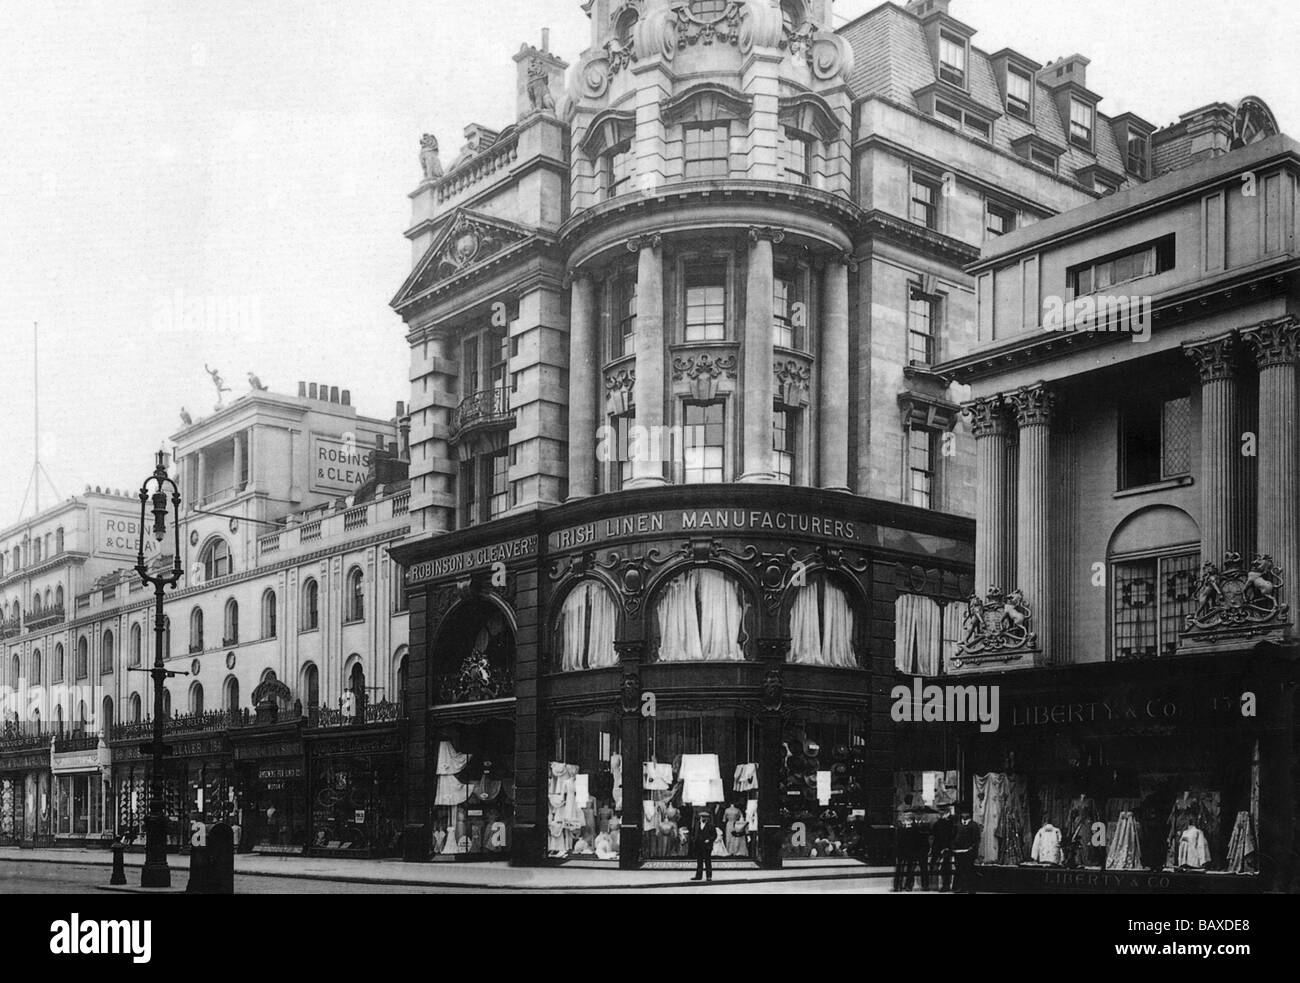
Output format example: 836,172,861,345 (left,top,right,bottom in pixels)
789,578,857,667
557,581,618,672
656,570,745,661
894,594,941,675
